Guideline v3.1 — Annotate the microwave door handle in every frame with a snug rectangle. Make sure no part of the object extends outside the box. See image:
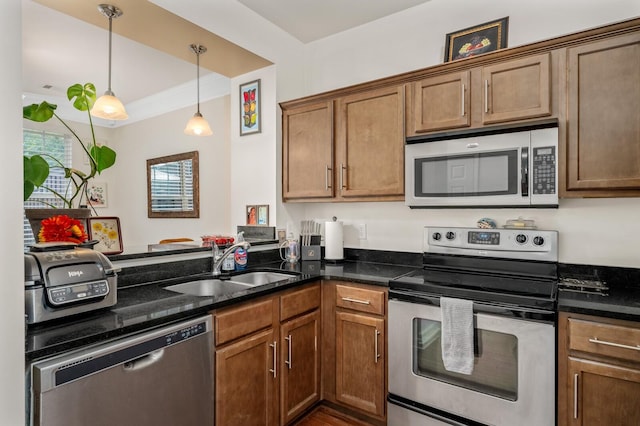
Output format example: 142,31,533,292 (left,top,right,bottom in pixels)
521,147,529,197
